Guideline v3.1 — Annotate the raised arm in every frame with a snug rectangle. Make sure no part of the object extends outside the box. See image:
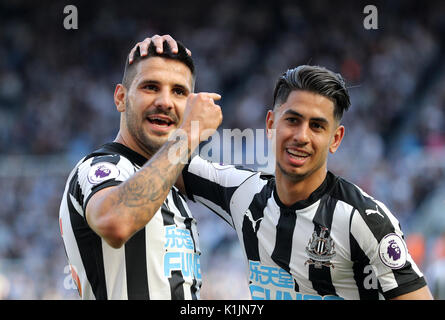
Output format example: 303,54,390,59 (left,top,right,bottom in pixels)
86,93,222,248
